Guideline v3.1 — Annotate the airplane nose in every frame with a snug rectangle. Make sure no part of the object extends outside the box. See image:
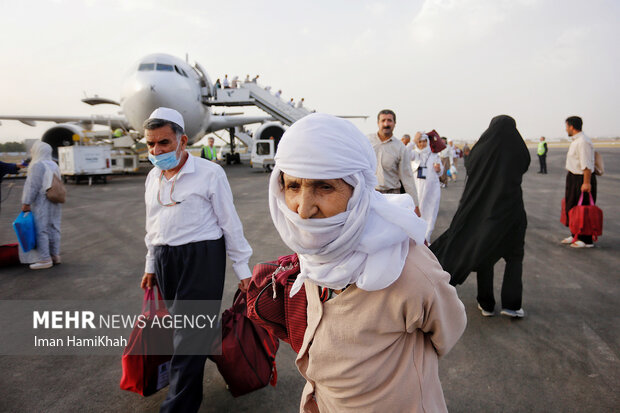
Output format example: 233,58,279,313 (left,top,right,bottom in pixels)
122,74,168,129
